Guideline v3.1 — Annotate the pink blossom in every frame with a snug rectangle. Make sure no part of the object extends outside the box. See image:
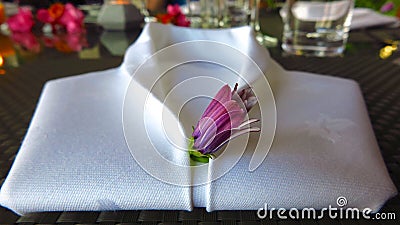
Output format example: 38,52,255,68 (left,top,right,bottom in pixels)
65,21,84,34
37,9,54,23
43,31,87,53
58,3,85,33
64,33,87,52
158,4,190,27
381,2,394,13
7,8,34,32
167,4,182,17
189,84,259,162
11,32,40,53
175,13,191,27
